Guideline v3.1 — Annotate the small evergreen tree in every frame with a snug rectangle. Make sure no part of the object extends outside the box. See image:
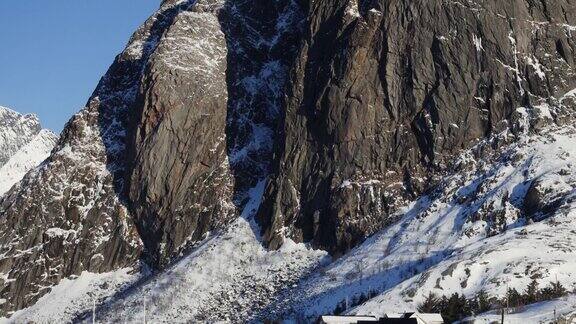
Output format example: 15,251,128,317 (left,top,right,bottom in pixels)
550,280,567,298
441,293,471,323
471,289,491,314
524,279,540,304
540,280,567,300
418,292,442,313
506,287,523,308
